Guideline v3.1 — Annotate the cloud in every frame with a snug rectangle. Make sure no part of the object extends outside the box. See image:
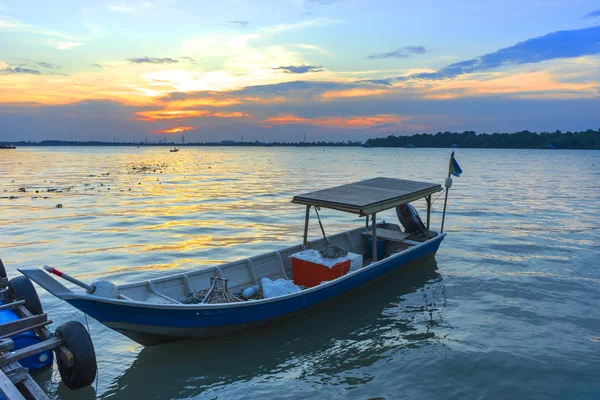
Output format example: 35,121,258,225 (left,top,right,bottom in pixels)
367,46,428,59
263,114,404,129
360,78,394,86
262,18,341,35
305,0,341,4
0,66,41,75
0,15,29,29
582,10,600,19
107,1,161,13
106,3,135,12
0,16,75,41
321,88,388,99
436,26,600,78
237,80,347,95
155,126,196,134
135,109,250,121
177,56,199,64
376,25,600,84
273,64,324,74
298,43,332,56
57,41,84,50
228,20,249,28
128,57,179,64
37,62,62,70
